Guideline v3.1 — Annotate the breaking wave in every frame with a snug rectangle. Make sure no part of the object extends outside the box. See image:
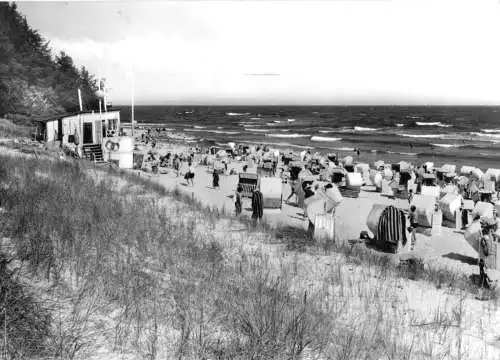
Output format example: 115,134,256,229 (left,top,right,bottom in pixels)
354,126,378,131
331,147,355,151
471,132,500,139
242,140,313,150
399,134,445,139
431,143,463,148
266,133,310,138
416,121,452,128
226,112,249,116
311,136,342,142
207,130,240,135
